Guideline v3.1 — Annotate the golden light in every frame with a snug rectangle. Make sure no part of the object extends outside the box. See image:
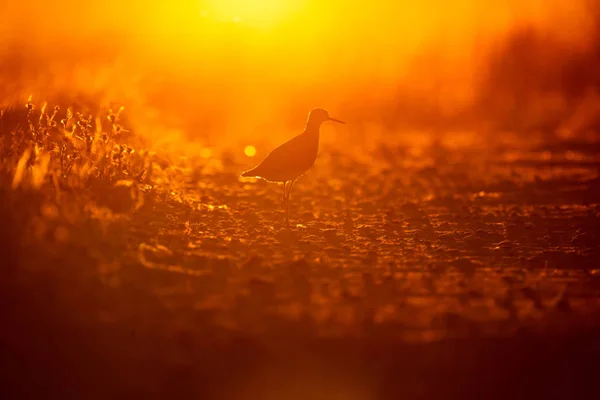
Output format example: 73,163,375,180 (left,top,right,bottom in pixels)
244,145,257,157
202,0,301,26
1,0,597,147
